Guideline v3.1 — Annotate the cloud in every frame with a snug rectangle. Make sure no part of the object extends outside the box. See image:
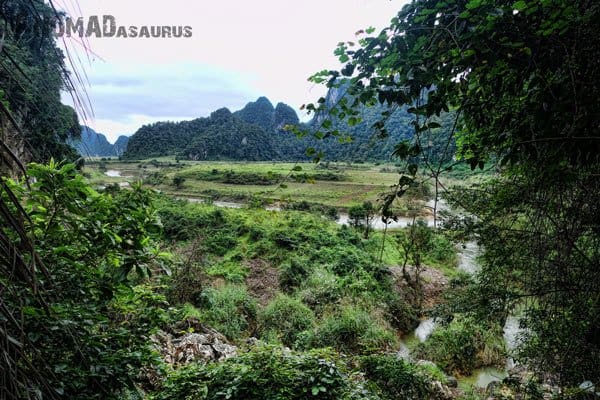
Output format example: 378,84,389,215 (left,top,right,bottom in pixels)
58,0,406,142
68,63,261,142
